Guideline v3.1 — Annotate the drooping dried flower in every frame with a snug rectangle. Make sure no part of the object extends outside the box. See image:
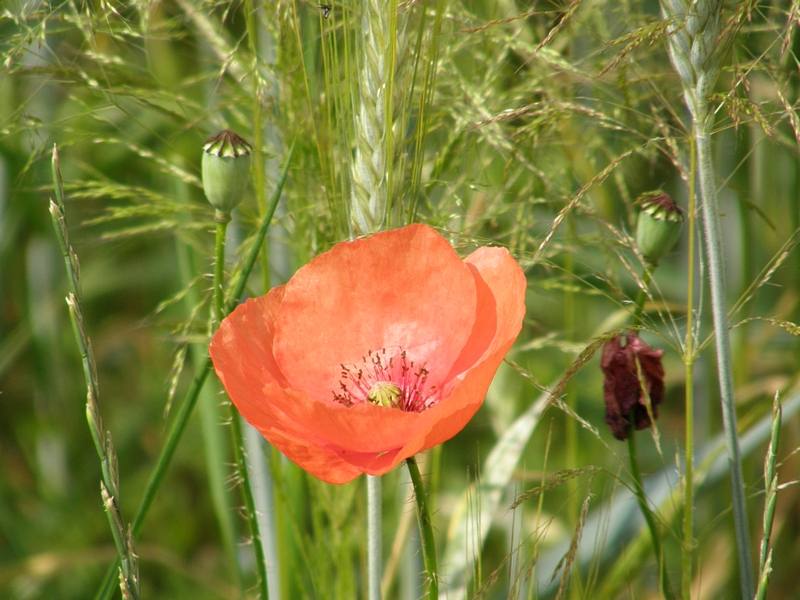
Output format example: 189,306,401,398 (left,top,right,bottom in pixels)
600,333,665,441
